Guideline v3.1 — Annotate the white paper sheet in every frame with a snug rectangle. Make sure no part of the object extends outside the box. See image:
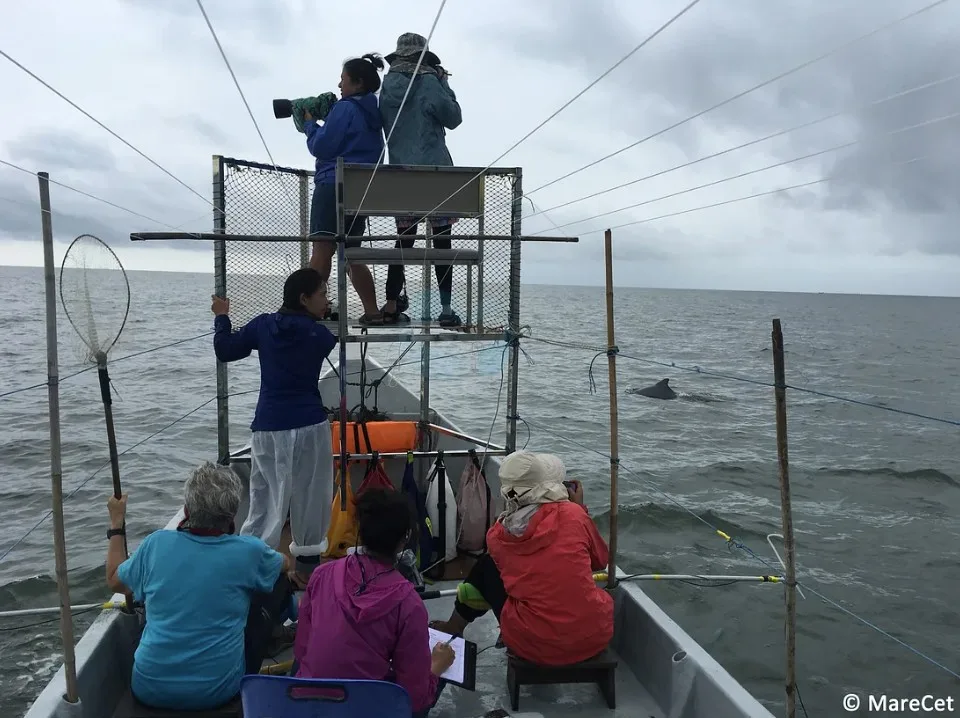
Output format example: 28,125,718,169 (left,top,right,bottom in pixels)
428,627,467,684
